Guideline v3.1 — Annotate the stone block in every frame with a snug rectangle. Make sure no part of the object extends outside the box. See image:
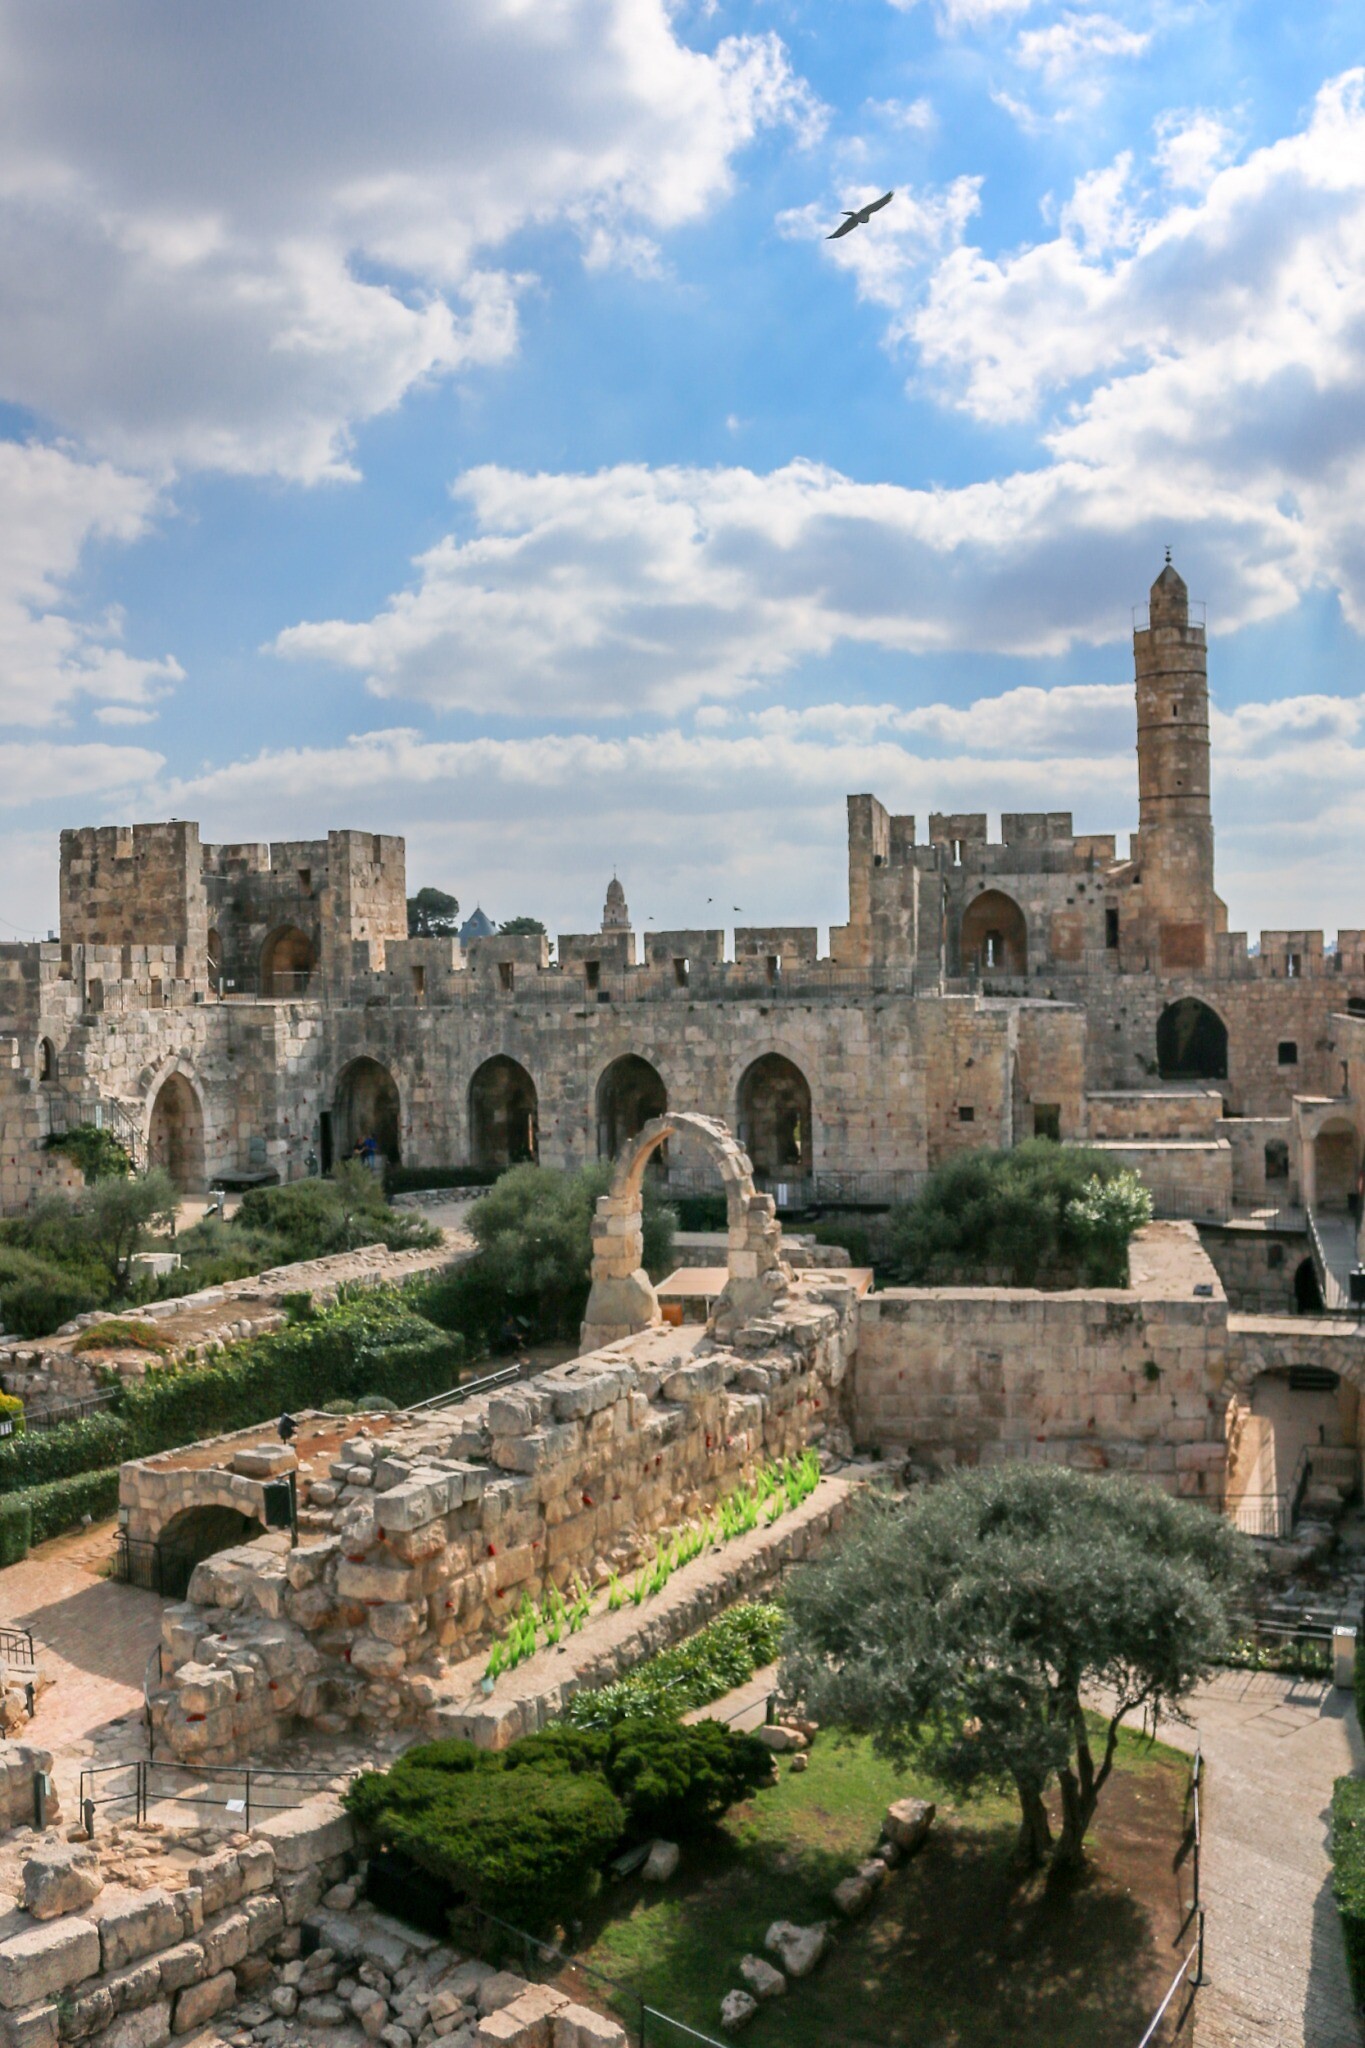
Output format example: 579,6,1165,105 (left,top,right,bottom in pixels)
336,1560,421,1604
22,1847,103,1922
104,1961,163,2015
738,1957,784,2001
96,1894,183,1975
0,2006,57,2048
551,2010,627,2048
719,1990,757,2033
641,1841,679,1884
171,1970,236,2034
883,1798,935,1855
762,1921,828,1980
155,1946,205,1996
198,1910,250,1977
94,2000,169,2048
253,1797,354,1872
374,1473,462,1534
474,1975,529,2019
0,1920,101,2011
